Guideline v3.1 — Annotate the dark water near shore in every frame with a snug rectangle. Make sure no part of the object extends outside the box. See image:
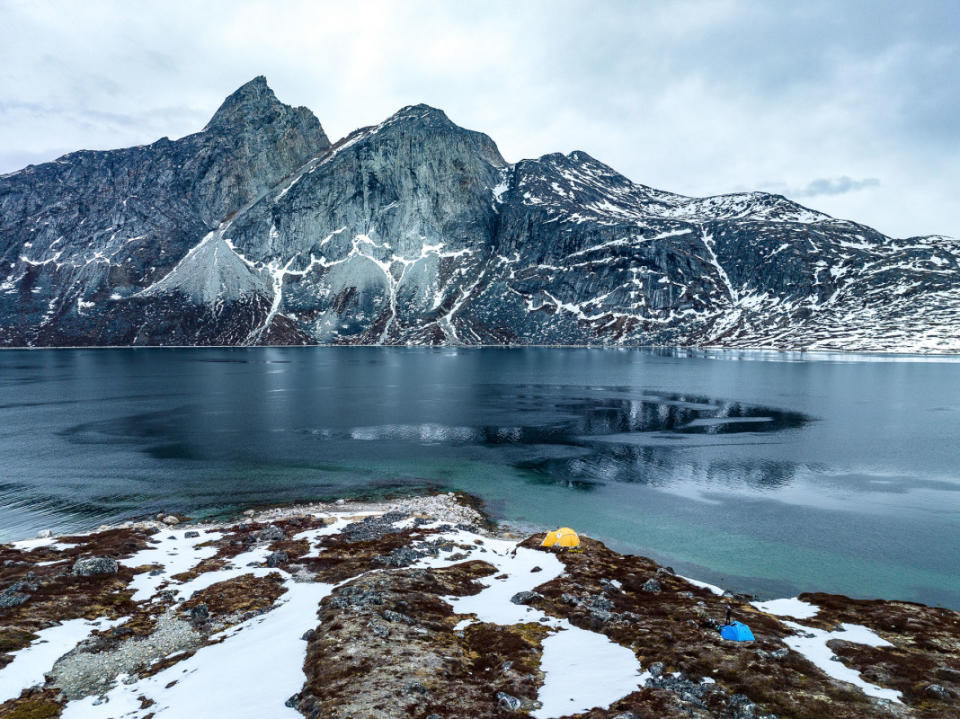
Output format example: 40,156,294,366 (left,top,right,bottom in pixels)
1,347,959,608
